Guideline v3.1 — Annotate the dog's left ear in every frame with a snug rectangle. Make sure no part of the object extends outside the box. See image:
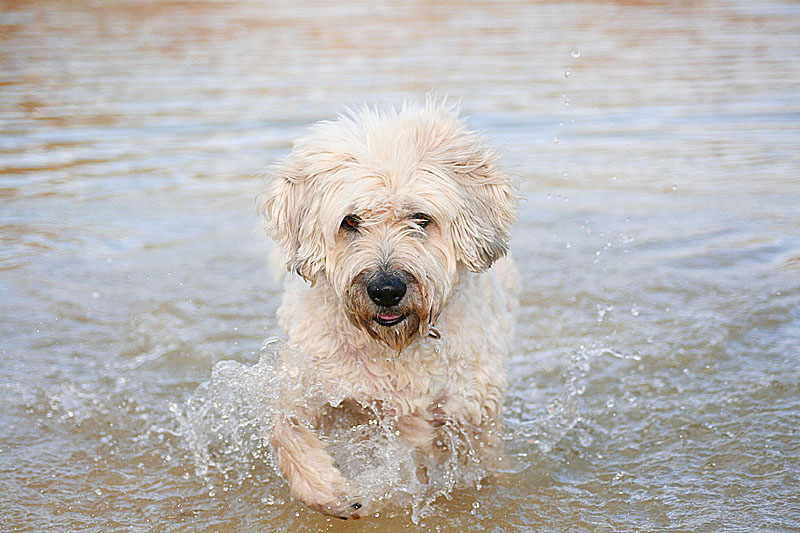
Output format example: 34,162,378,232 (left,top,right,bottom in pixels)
257,159,327,283
449,149,518,273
